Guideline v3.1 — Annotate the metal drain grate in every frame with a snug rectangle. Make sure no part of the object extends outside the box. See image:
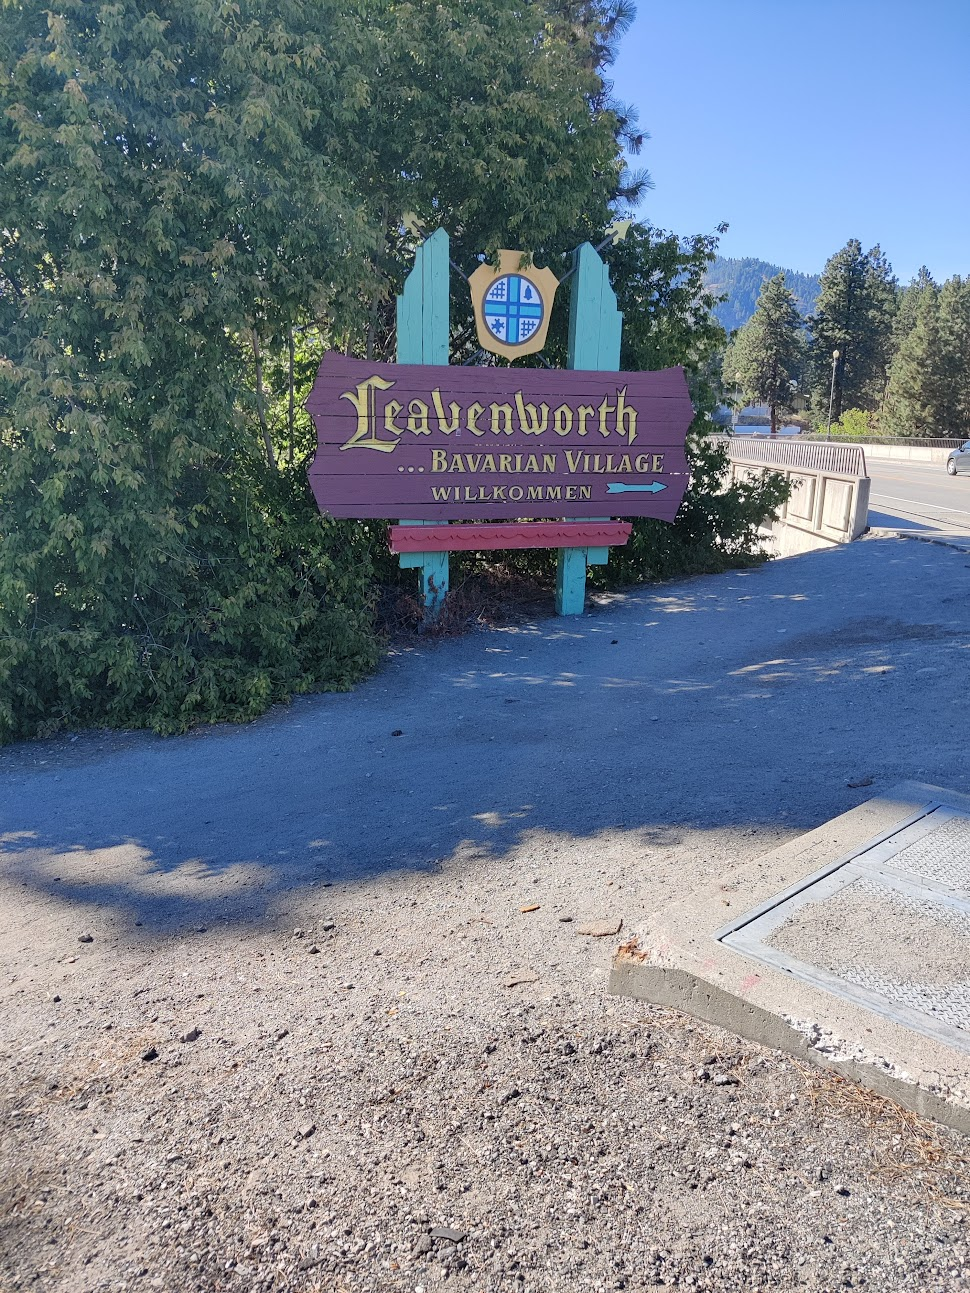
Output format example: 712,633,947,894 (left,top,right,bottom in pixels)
718,805,970,1052
876,815,970,894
